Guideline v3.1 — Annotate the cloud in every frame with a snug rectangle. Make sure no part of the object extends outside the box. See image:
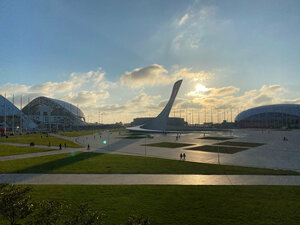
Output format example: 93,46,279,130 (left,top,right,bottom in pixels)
61,90,109,107
252,94,273,104
173,68,214,81
120,64,172,88
178,13,189,26
187,85,239,97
